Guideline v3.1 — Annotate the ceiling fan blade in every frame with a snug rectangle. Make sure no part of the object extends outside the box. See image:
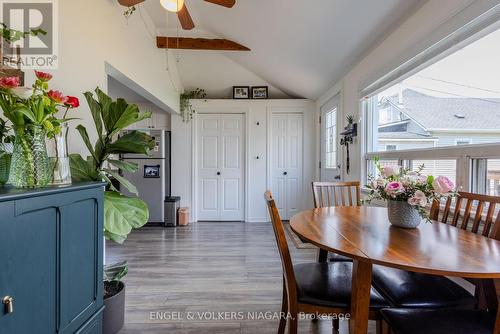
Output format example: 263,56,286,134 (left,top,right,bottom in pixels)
177,4,195,30
117,0,144,6
204,0,236,8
